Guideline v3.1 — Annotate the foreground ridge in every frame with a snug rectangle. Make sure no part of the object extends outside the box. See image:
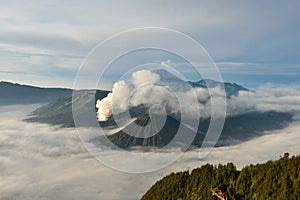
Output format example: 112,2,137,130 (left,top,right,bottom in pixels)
141,153,300,200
